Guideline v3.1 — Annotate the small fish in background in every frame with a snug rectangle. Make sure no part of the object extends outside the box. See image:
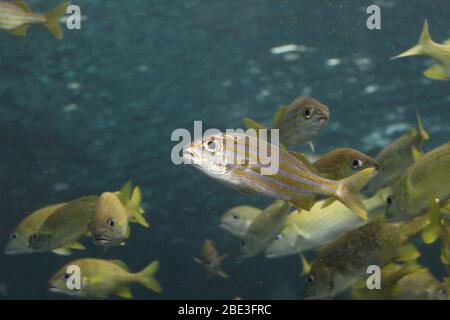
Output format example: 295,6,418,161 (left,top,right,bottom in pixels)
194,239,228,278
313,148,380,180
365,112,429,194
264,187,390,258
0,1,70,39
385,141,450,221
220,205,261,239
351,261,449,300
184,132,376,220
241,200,290,257
392,20,450,80
27,196,98,255
49,258,162,299
4,203,67,255
89,182,149,247
243,96,329,151
303,207,440,299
